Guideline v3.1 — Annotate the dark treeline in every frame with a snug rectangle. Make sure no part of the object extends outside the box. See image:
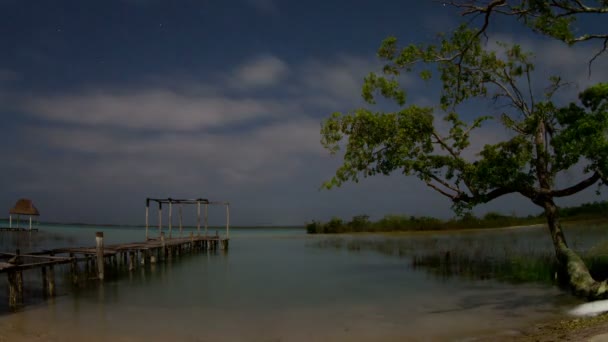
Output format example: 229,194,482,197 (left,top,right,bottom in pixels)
306,201,608,234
